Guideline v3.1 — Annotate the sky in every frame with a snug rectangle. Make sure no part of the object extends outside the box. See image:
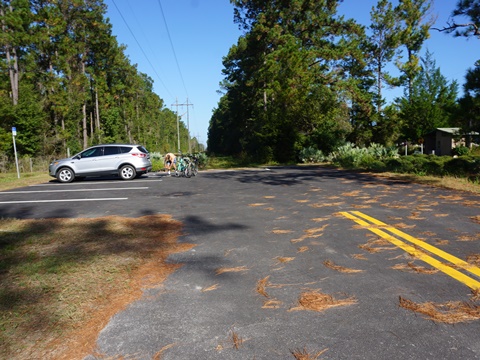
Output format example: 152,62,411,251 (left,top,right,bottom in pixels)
103,0,479,149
